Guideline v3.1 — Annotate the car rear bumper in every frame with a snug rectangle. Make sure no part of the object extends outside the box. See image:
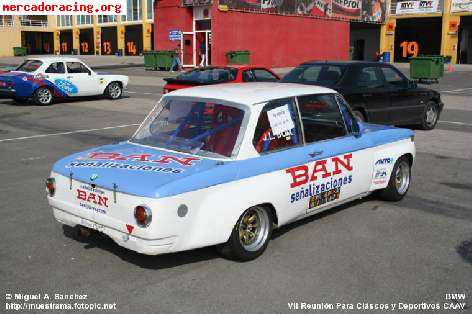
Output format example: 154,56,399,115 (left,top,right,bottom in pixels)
52,206,177,255
0,87,16,96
